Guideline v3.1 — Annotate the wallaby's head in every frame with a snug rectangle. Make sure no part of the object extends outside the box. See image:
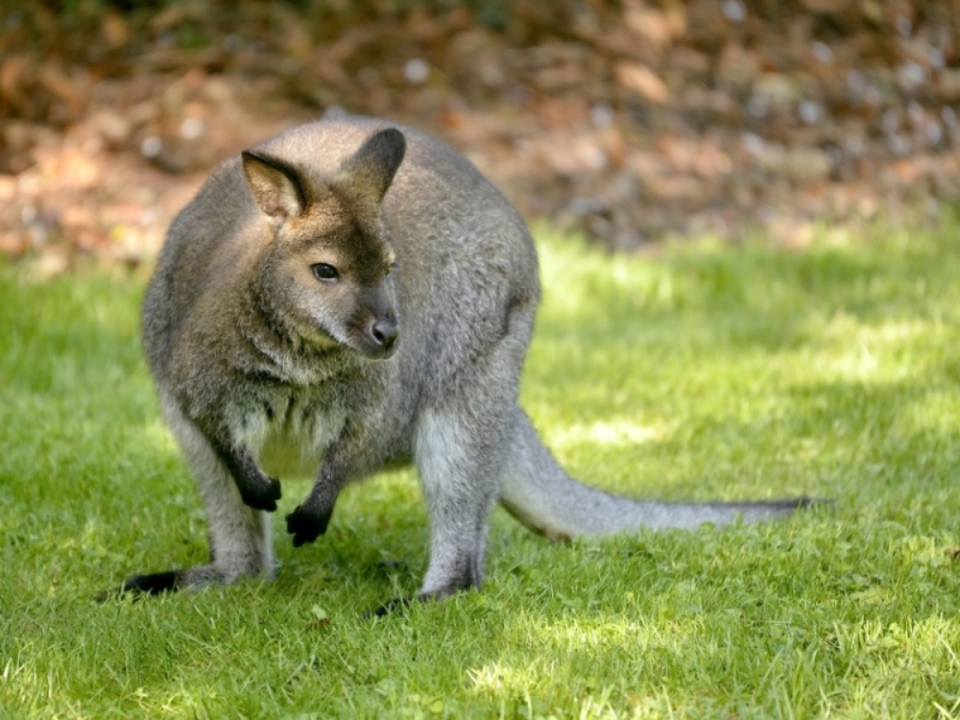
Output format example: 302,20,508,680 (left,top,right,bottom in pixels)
242,128,406,360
